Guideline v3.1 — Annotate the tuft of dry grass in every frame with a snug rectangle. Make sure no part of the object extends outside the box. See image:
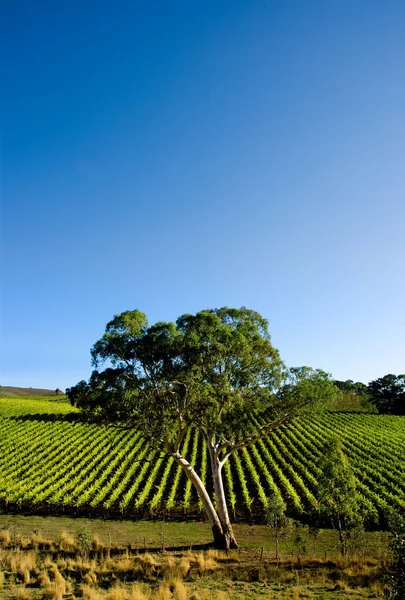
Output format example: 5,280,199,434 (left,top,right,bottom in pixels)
79,582,106,600
155,583,171,600
11,585,31,600
132,553,158,579
170,578,188,600
83,571,98,586
108,582,129,600
42,555,57,570
113,557,134,573
41,581,66,600
58,530,77,551
65,556,95,571
195,553,218,576
19,537,32,550
37,570,52,588
92,534,103,551
162,556,191,581
22,568,30,584
31,533,54,550
6,549,37,577
128,583,149,600
0,529,11,547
